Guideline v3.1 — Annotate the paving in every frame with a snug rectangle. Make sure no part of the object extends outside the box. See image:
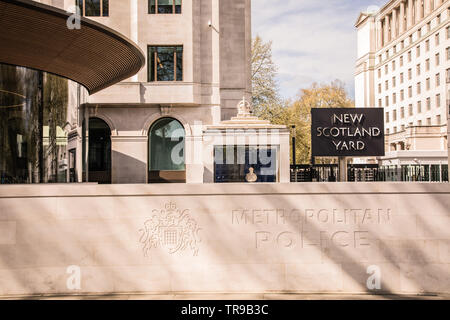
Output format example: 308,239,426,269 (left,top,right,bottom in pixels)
2,293,448,300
